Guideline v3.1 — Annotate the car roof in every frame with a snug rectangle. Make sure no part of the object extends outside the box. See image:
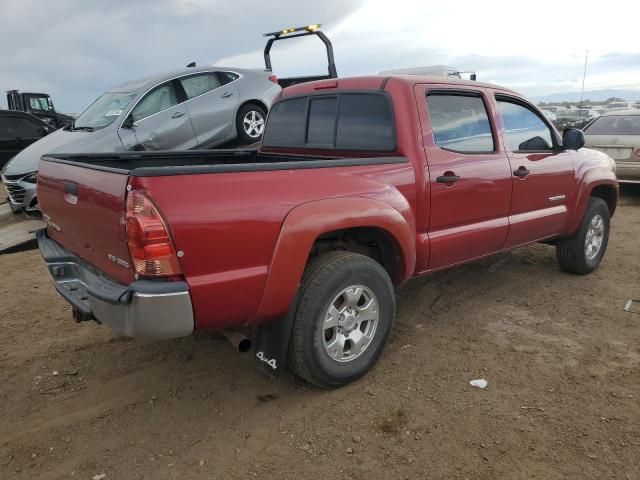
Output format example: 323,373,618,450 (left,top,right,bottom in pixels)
282,75,519,98
108,66,266,93
0,109,47,123
601,109,640,116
